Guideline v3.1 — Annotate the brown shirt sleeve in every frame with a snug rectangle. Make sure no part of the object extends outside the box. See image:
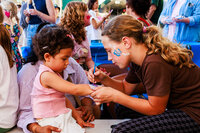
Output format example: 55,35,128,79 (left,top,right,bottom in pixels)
143,62,171,96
